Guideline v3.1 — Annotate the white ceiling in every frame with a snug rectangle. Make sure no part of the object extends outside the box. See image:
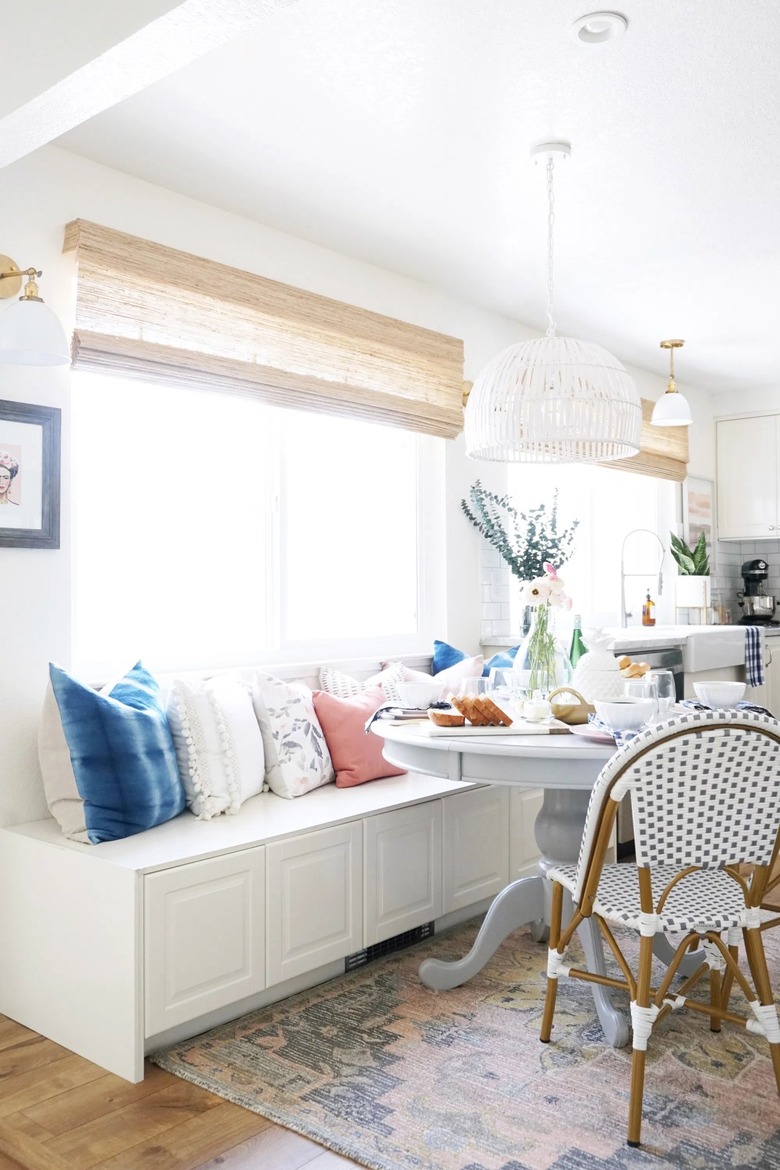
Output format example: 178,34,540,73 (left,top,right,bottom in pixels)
7,0,780,395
